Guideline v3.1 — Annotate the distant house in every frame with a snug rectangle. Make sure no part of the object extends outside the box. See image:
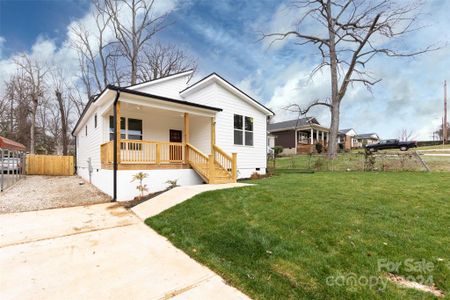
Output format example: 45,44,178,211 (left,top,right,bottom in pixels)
338,128,359,150
355,133,380,146
267,117,330,154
